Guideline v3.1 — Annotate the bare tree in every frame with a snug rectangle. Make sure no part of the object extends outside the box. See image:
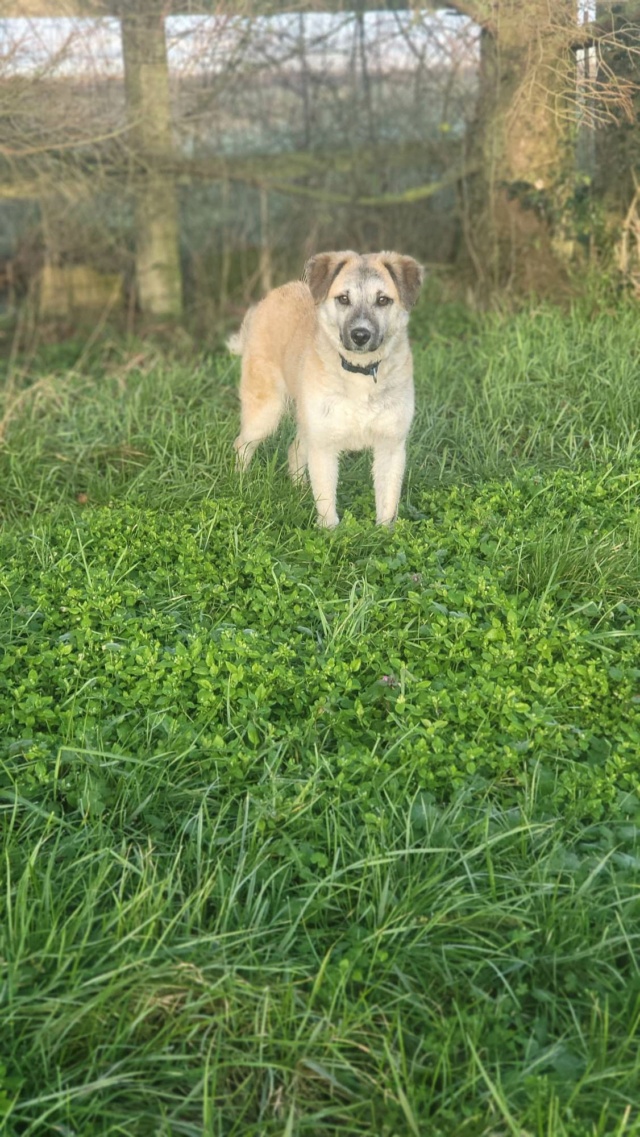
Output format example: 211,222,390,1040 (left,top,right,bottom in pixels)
2,0,640,323
448,0,640,291
441,0,578,290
